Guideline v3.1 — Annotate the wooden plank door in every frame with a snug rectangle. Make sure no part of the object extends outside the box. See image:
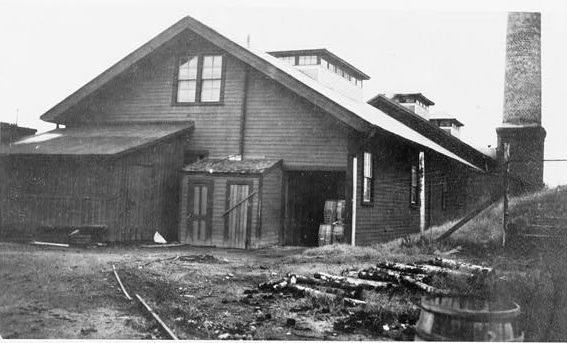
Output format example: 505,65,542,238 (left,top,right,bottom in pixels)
187,181,213,246
125,166,153,241
225,183,252,249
